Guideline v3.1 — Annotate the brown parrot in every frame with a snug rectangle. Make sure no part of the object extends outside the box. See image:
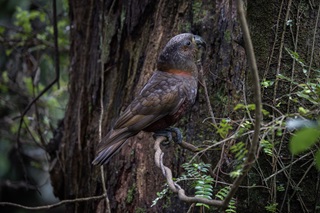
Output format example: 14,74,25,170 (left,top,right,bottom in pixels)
92,33,206,165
